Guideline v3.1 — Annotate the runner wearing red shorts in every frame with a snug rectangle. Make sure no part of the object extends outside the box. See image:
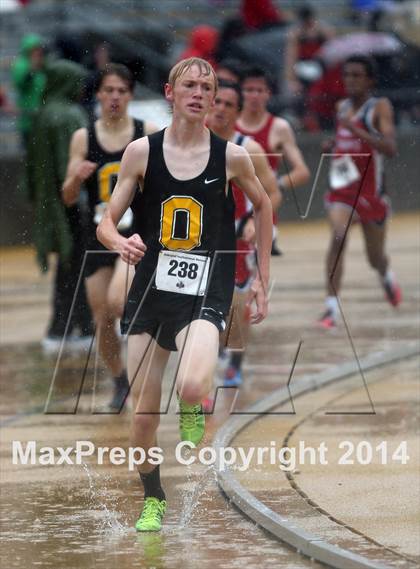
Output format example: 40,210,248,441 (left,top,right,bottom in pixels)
207,80,280,386
319,56,402,328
